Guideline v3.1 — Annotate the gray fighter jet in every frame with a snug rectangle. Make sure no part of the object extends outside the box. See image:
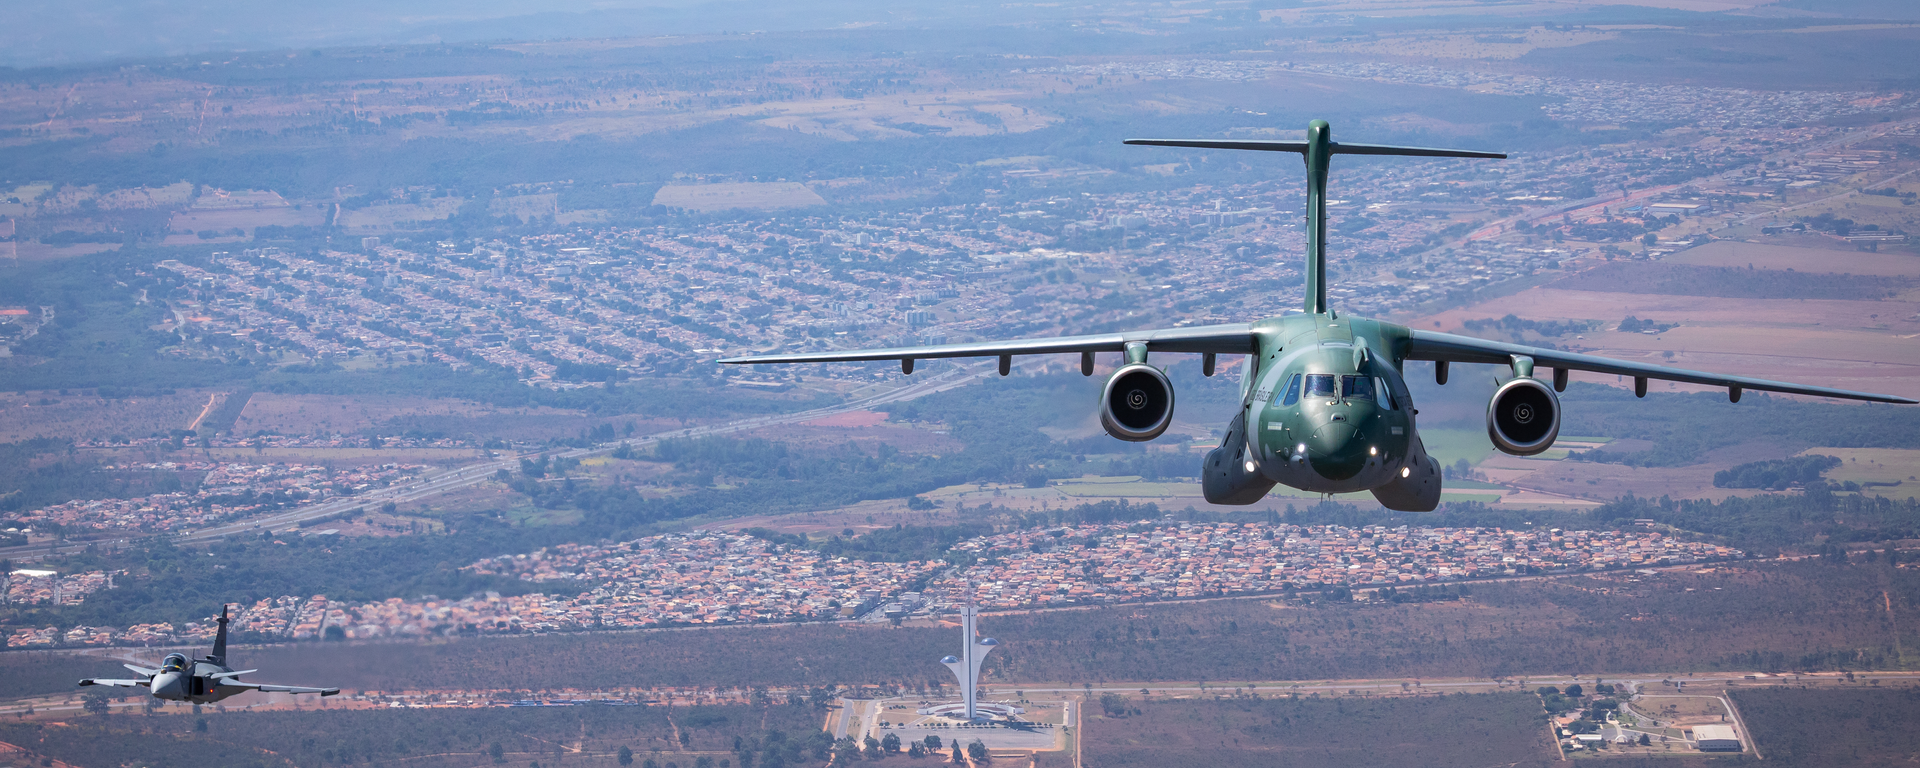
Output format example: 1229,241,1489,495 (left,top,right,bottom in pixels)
79,605,339,703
